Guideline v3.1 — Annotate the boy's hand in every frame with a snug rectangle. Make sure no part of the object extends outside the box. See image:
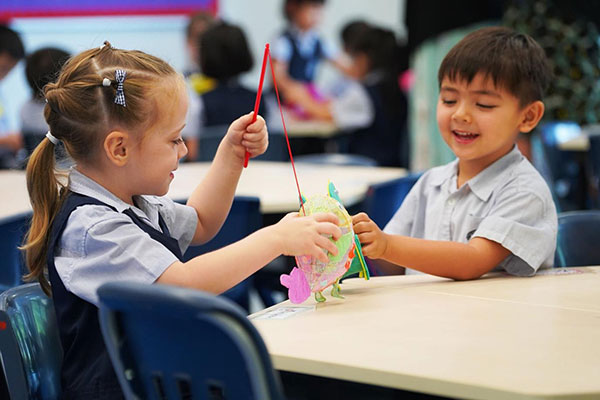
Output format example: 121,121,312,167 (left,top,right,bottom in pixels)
225,112,268,161
275,212,341,264
352,212,387,259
